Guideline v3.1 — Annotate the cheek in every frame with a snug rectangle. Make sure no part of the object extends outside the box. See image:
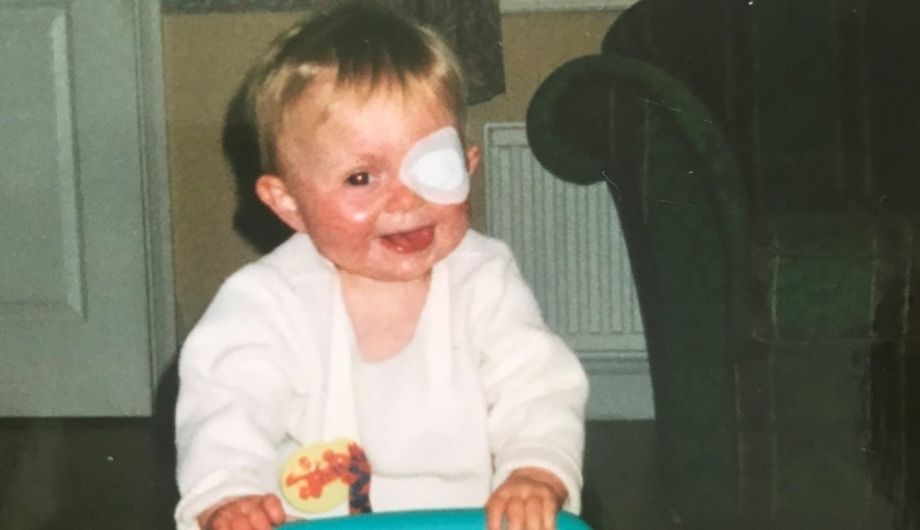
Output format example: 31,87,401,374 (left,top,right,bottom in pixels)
335,203,373,225
433,203,471,244
304,195,379,239
439,203,470,227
